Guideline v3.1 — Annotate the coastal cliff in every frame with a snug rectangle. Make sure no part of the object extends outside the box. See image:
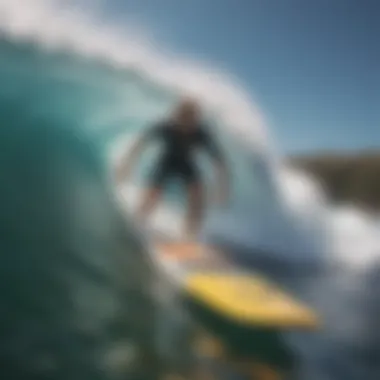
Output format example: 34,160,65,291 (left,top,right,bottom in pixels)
289,151,380,212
